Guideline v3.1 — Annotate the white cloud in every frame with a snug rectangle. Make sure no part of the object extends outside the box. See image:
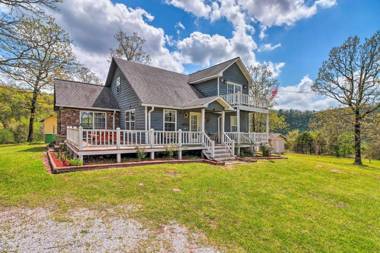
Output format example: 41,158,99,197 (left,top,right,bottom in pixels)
165,0,211,18
274,75,337,111
258,43,282,52
176,21,185,30
52,0,183,81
